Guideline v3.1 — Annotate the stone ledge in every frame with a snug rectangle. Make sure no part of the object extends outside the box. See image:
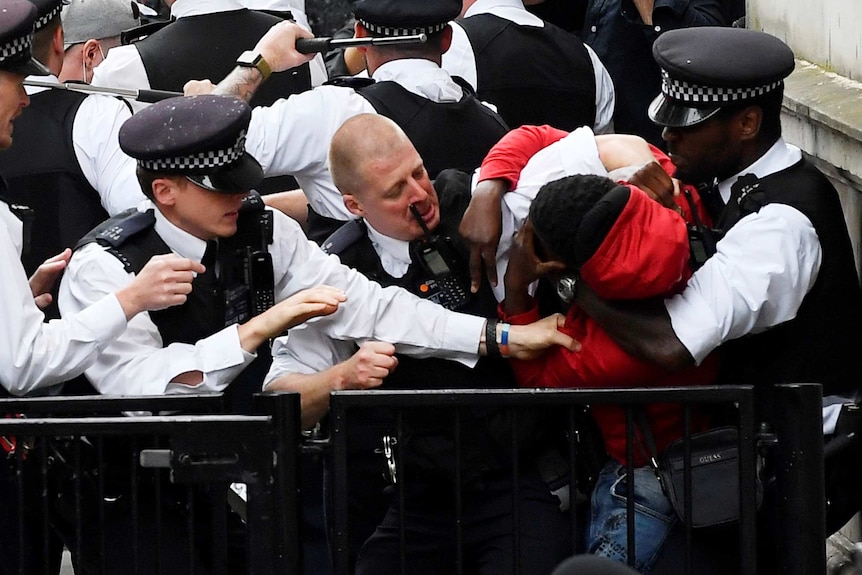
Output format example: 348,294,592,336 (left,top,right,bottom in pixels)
782,60,862,185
